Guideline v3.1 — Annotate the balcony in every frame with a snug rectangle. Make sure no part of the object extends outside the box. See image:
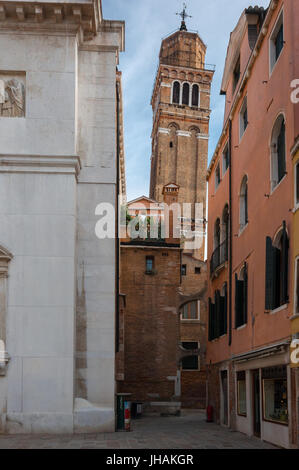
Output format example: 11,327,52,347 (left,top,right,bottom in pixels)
210,239,228,276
